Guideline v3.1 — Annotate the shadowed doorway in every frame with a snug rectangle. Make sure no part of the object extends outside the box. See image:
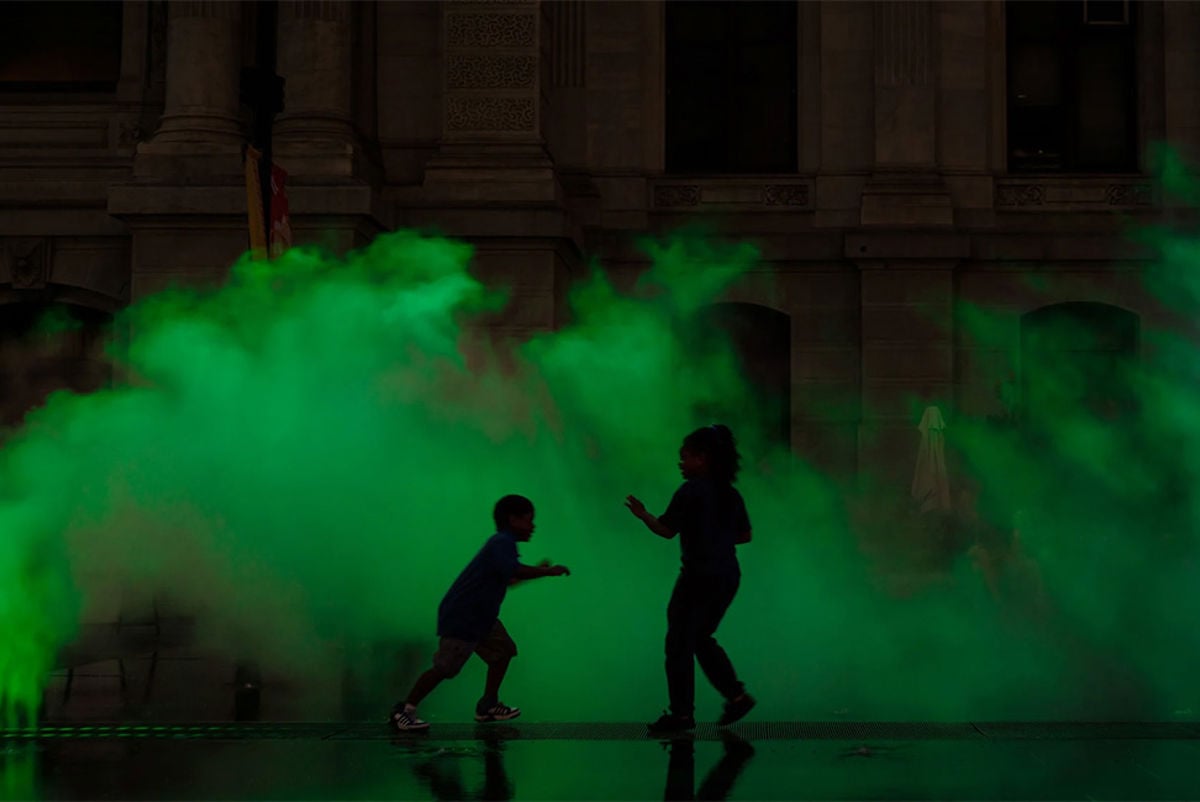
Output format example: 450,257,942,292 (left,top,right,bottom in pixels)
692,302,791,450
